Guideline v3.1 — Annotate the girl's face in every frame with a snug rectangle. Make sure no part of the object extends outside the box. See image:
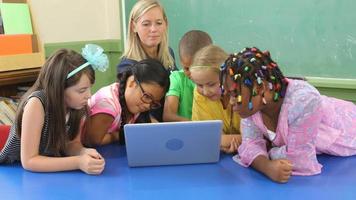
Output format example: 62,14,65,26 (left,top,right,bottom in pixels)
125,76,164,114
224,74,263,118
190,69,221,101
64,74,92,110
133,6,167,50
